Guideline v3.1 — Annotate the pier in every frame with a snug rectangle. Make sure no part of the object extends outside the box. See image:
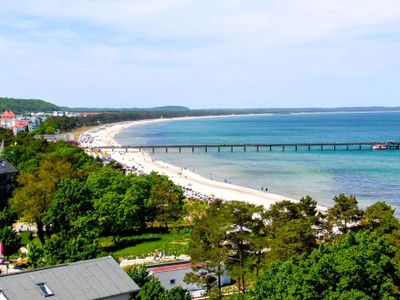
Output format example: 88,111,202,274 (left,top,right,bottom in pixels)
89,141,400,153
